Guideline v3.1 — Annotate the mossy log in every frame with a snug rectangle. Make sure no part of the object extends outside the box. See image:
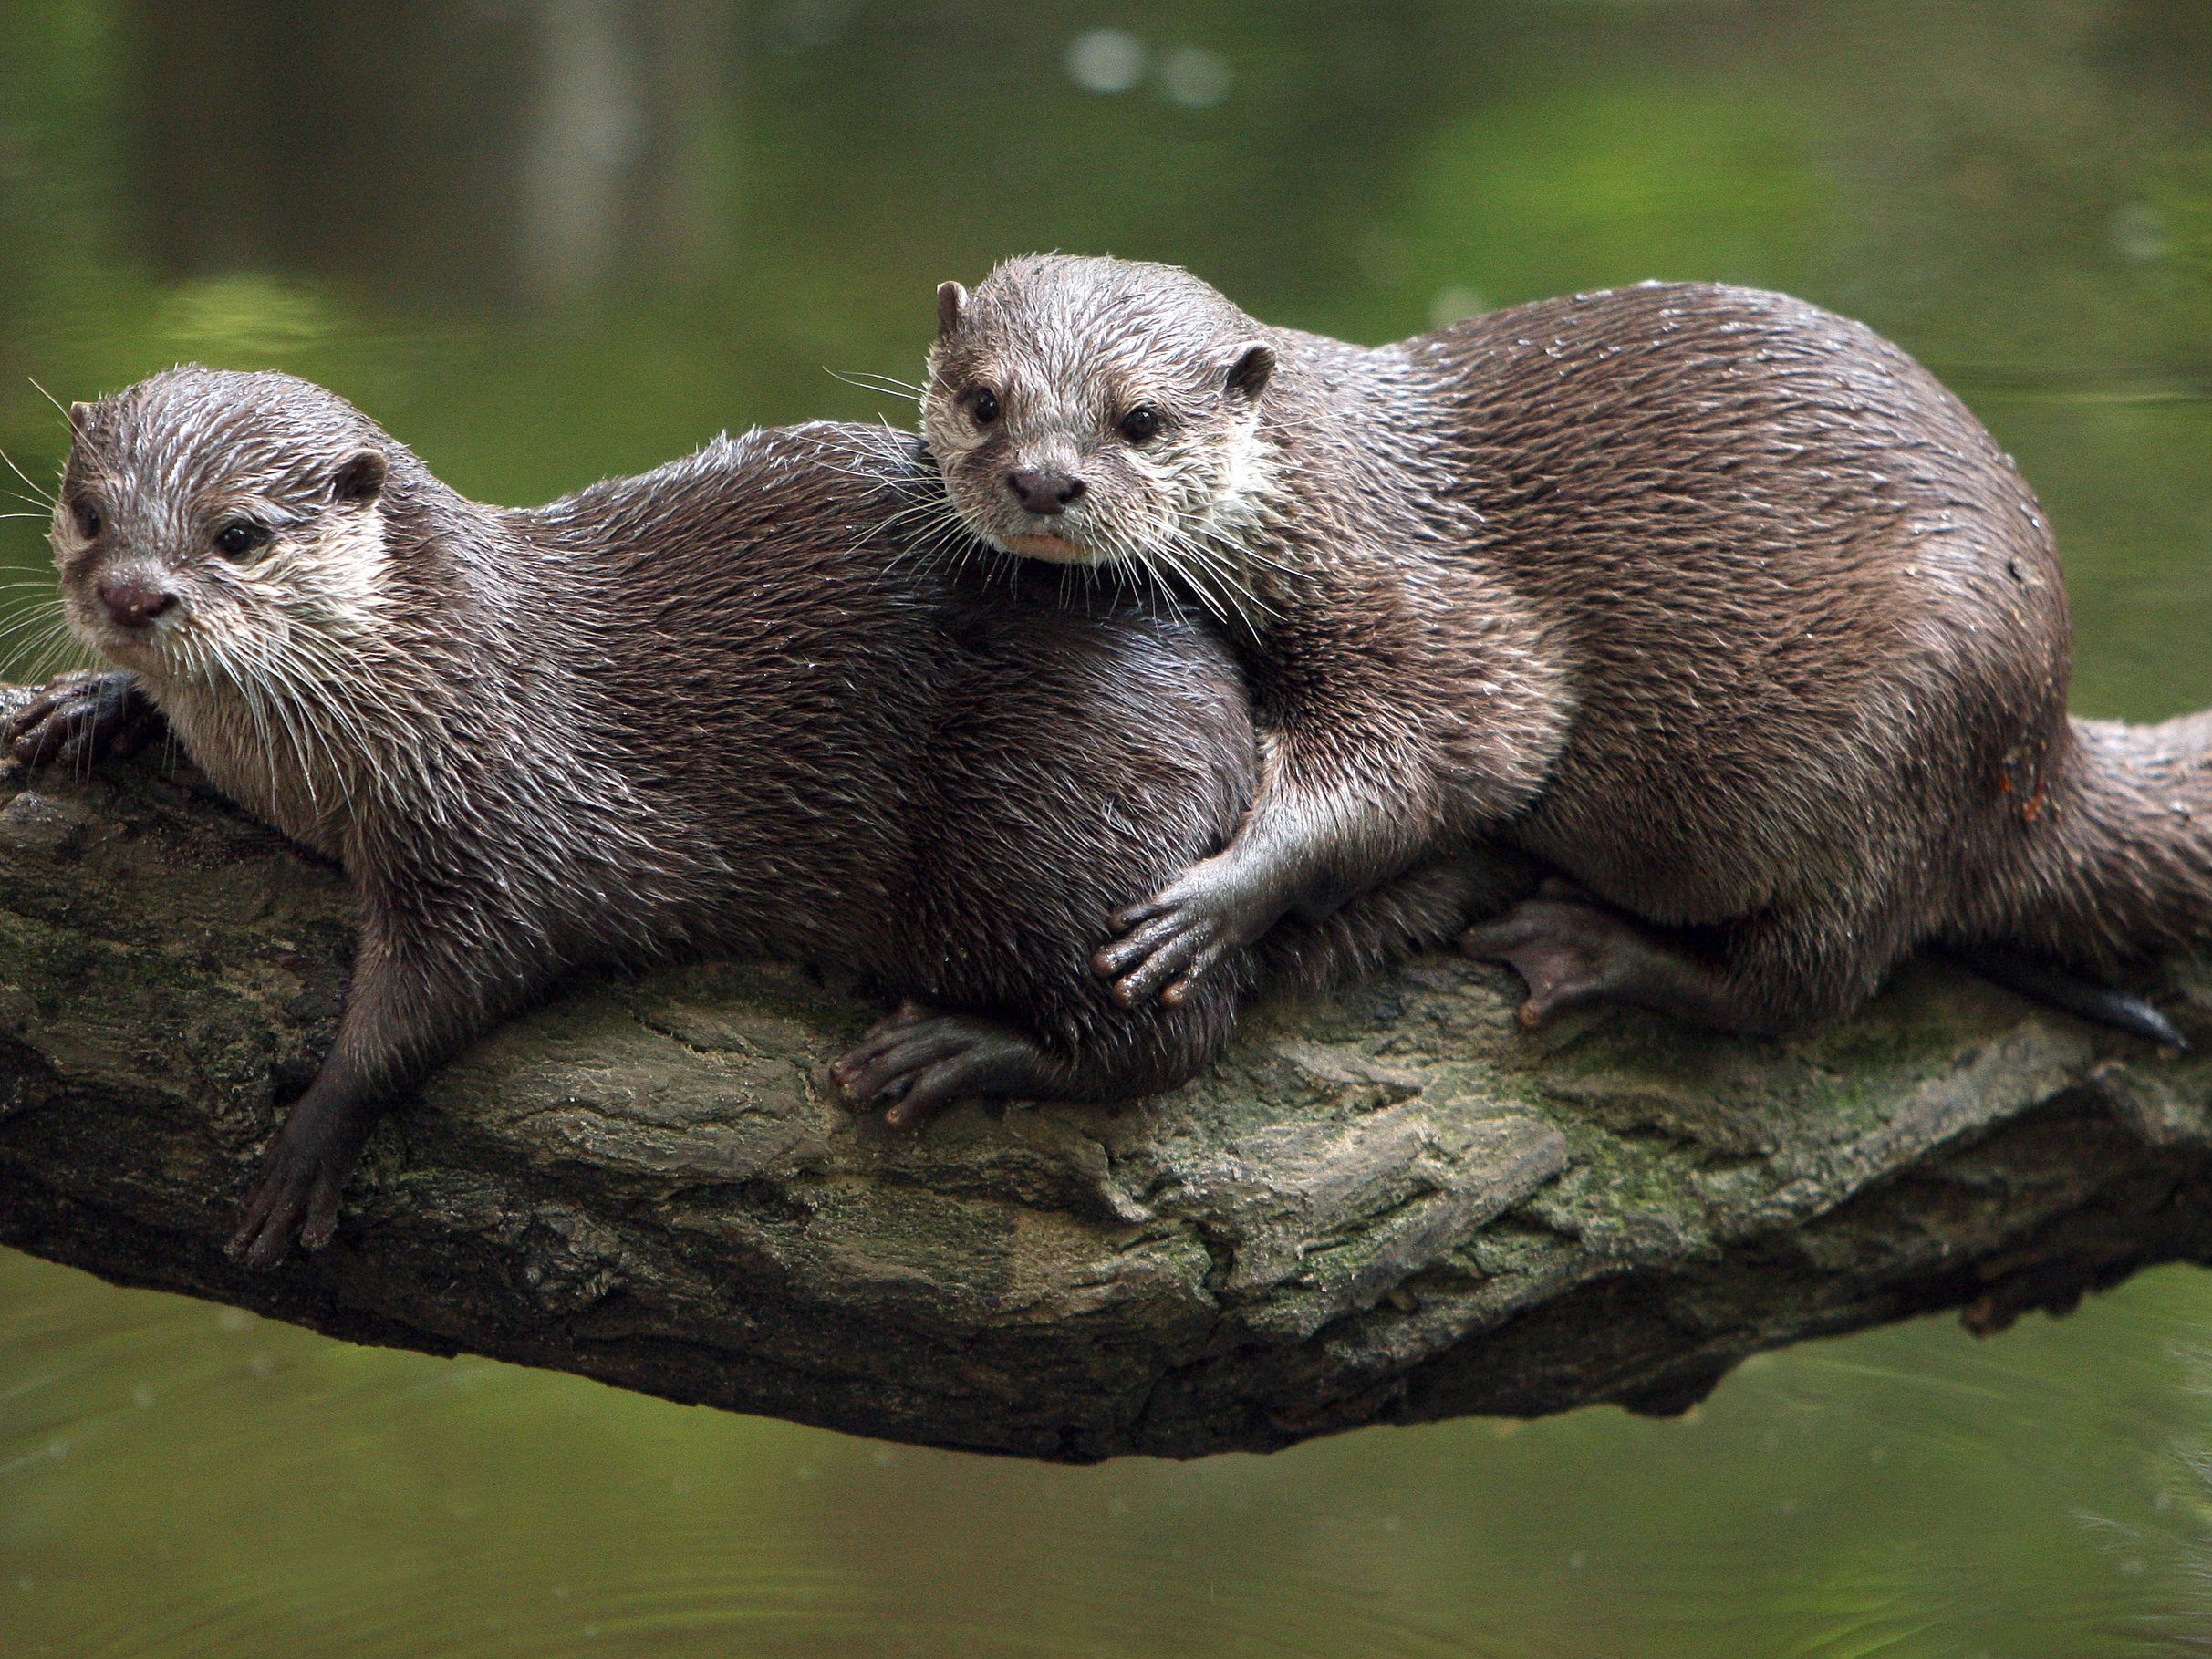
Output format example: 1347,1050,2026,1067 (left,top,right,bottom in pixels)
5,686,2212,1461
